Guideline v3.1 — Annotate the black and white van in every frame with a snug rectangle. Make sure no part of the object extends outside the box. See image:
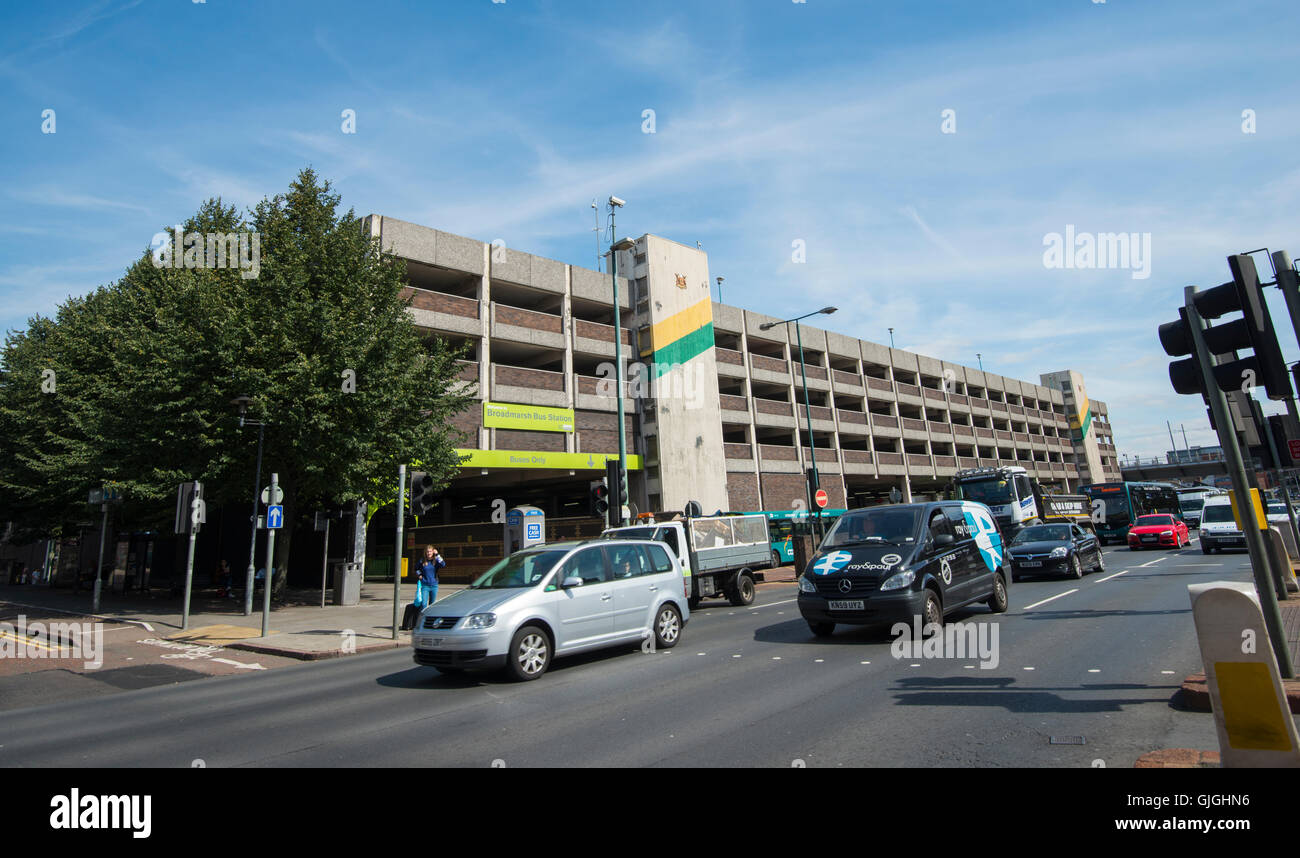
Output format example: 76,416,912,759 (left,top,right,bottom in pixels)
797,501,1009,636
